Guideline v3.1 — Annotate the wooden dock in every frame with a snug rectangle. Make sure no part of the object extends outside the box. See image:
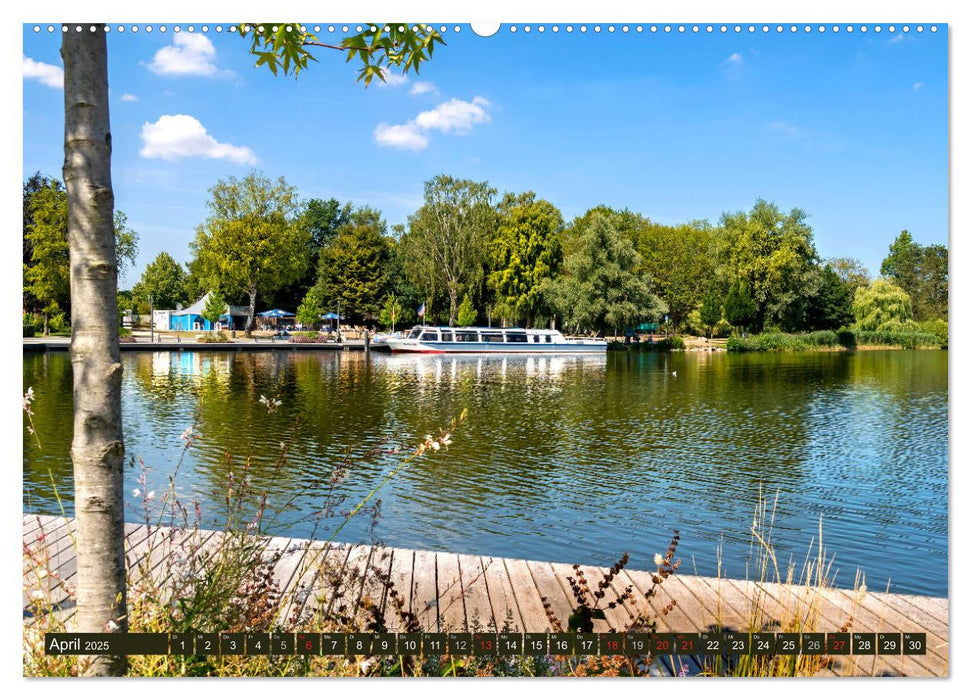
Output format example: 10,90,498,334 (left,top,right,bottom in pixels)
23,514,948,677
